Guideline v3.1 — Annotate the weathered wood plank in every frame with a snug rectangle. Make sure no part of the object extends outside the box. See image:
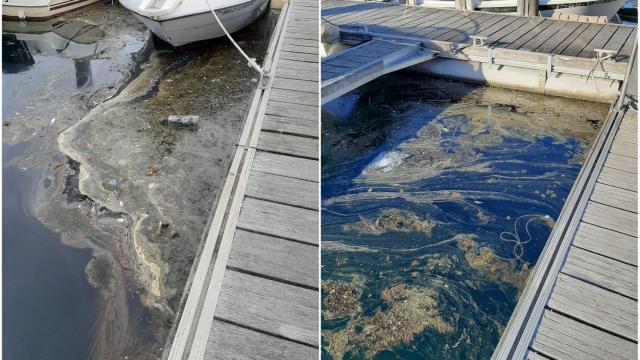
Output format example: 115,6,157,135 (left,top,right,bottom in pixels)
276,67,318,82
266,101,318,121
246,170,318,210
534,21,582,53
579,24,618,58
507,18,560,50
252,151,318,182
269,88,318,107
238,197,318,244
603,153,637,174
257,131,318,159
532,310,637,360
598,166,638,192
550,22,591,54
215,270,318,346
262,114,318,138
590,182,637,213
573,222,638,266
205,320,317,360
518,20,571,51
561,24,605,57
279,51,317,63
272,76,318,93
548,273,637,341
563,246,638,299
582,201,637,236
603,26,635,55
228,229,318,288
619,27,637,58
610,138,637,158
